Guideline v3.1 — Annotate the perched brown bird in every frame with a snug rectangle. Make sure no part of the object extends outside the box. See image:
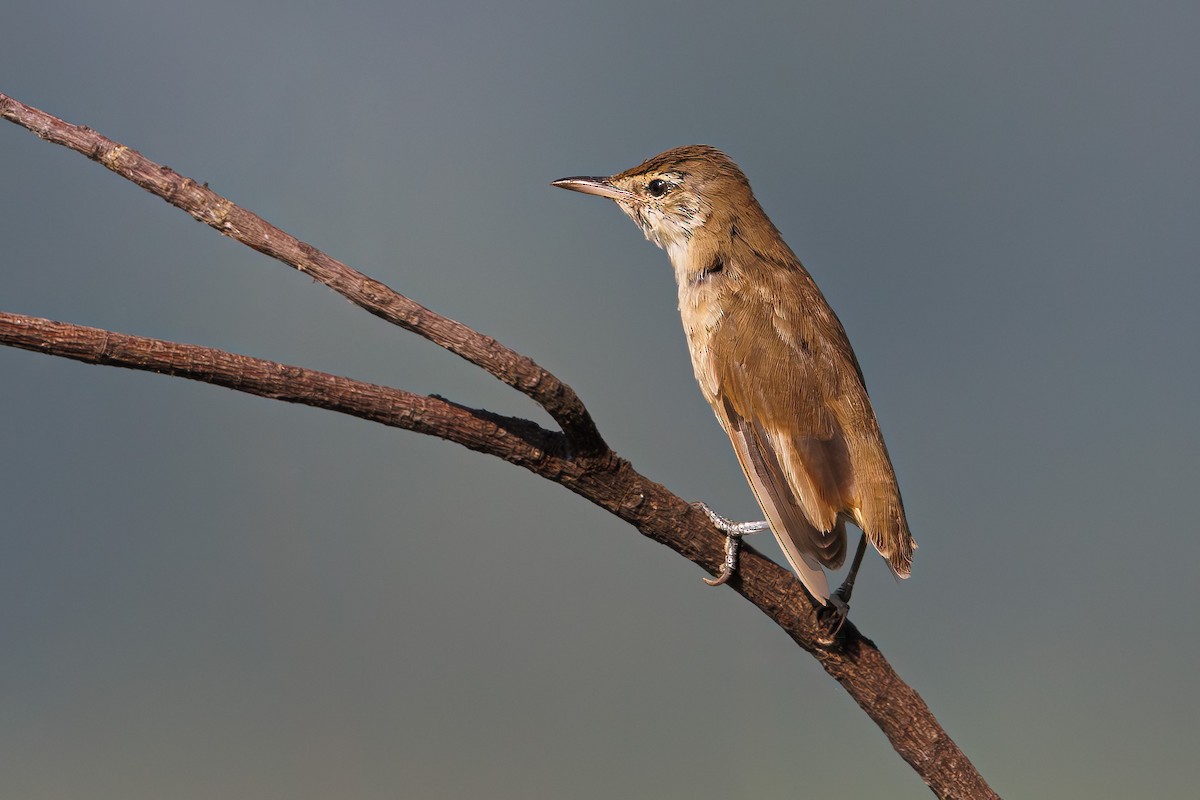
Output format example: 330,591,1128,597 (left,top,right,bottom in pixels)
553,145,915,618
